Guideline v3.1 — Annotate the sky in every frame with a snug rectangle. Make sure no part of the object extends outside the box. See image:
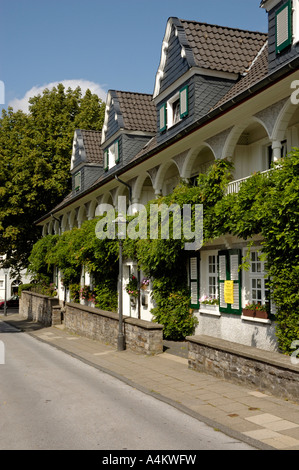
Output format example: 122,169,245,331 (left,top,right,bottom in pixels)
0,0,268,114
